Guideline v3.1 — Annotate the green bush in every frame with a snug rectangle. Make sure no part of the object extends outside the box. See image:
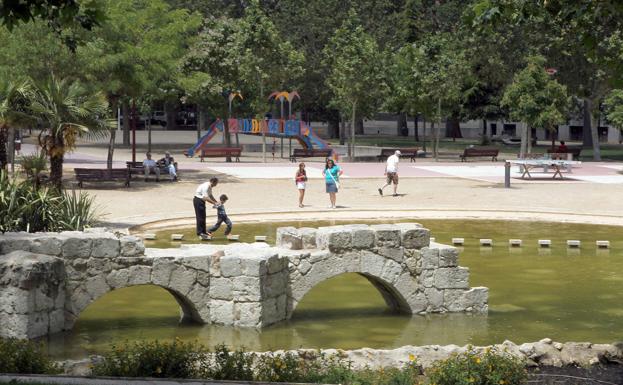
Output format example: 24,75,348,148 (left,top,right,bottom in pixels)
0,338,59,374
92,339,209,378
0,171,98,233
426,347,527,385
20,152,47,182
94,340,423,384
